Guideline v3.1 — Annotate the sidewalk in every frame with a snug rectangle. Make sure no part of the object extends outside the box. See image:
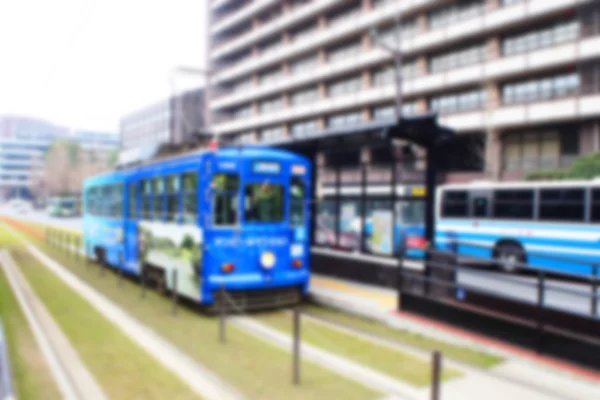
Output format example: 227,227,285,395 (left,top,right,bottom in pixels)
309,274,600,400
